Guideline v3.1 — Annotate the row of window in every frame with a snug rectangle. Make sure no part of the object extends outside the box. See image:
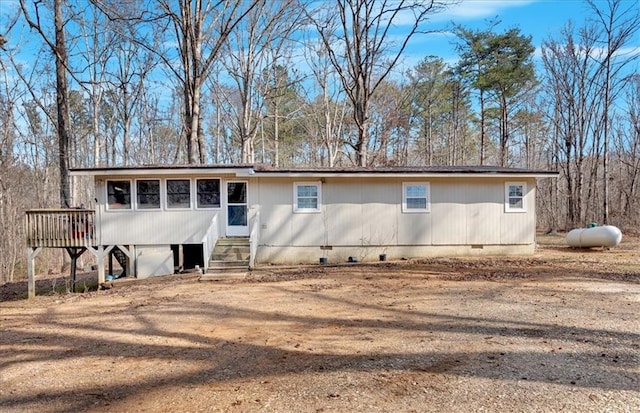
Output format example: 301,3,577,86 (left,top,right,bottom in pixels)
106,179,527,213
294,181,527,213
107,178,221,210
